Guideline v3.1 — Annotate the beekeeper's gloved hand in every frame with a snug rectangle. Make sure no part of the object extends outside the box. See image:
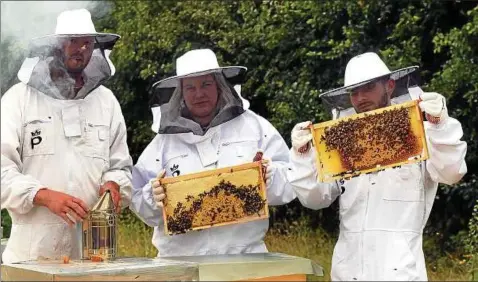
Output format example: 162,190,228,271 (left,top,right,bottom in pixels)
151,169,166,208
291,121,313,154
419,92,449,125
262,159,274,187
